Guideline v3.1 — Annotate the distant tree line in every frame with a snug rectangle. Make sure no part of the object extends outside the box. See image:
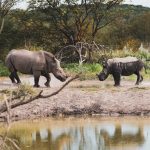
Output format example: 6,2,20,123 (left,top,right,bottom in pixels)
0,0,150,61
